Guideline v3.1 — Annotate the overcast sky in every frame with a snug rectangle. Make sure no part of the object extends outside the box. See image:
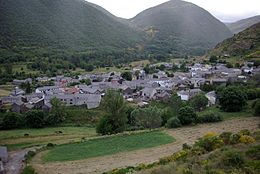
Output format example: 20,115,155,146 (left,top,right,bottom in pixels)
86,0,260,22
